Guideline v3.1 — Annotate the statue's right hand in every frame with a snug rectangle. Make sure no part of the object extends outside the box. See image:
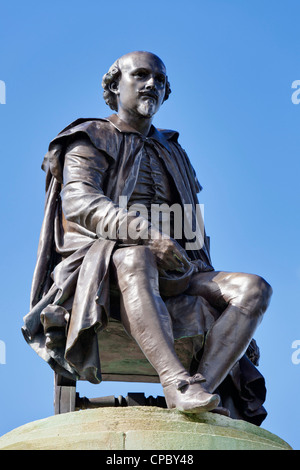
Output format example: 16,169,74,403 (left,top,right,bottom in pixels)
146,228,191,273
